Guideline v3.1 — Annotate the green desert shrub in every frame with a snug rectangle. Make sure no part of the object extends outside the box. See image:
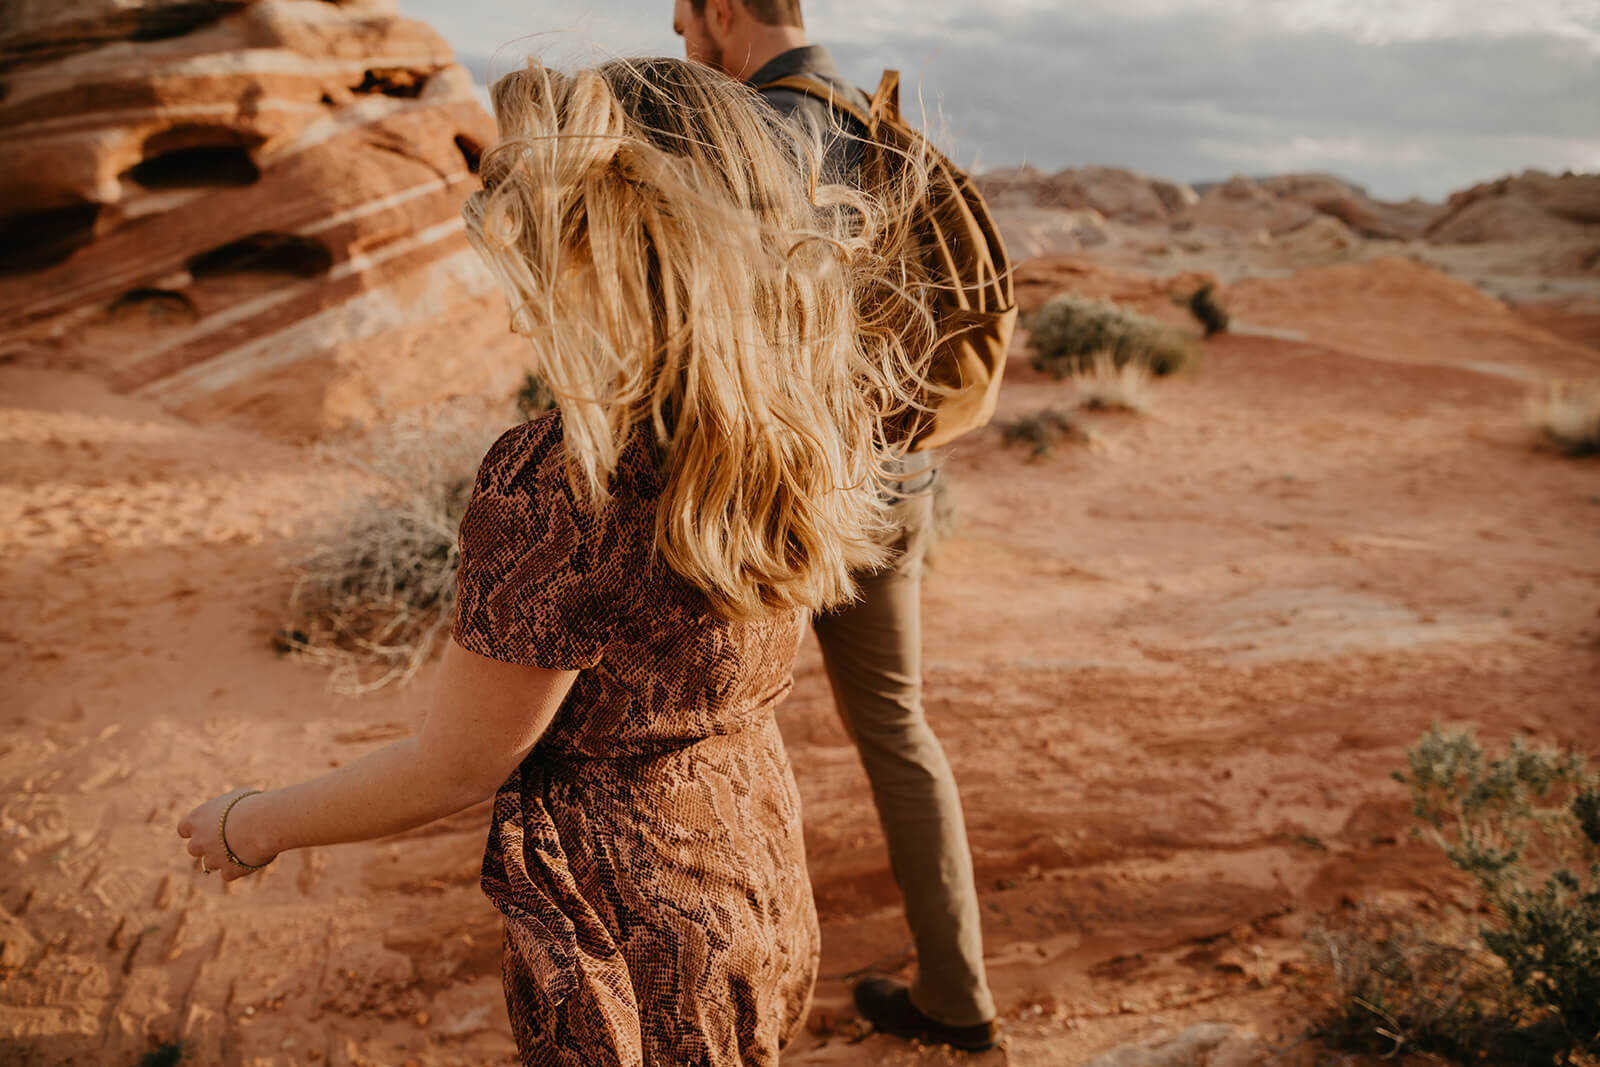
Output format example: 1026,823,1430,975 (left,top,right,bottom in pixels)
1310,911,1506,1061
1316,726,1600,1064
1187,283,1230,336
1025,293,1193,379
